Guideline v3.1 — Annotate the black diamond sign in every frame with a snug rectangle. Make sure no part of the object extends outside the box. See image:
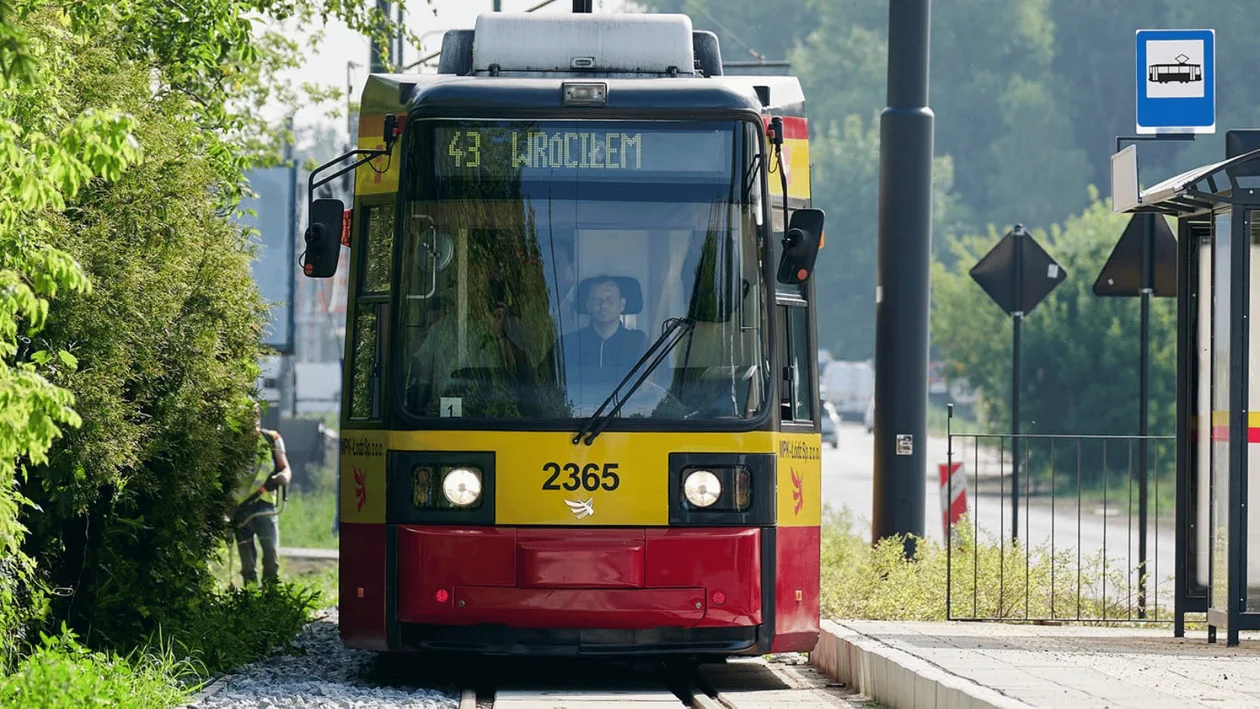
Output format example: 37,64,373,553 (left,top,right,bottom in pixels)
969,227,1067,316
1093,213,1177,297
